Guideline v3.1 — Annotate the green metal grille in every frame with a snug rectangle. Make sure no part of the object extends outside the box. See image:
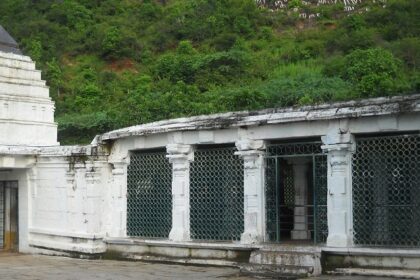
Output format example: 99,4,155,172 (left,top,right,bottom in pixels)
352,134,420,247
267,141,323,156
190,146,244,241
265,141,328,243
314,155,328,243
265,157,278,242
127,150,172,238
